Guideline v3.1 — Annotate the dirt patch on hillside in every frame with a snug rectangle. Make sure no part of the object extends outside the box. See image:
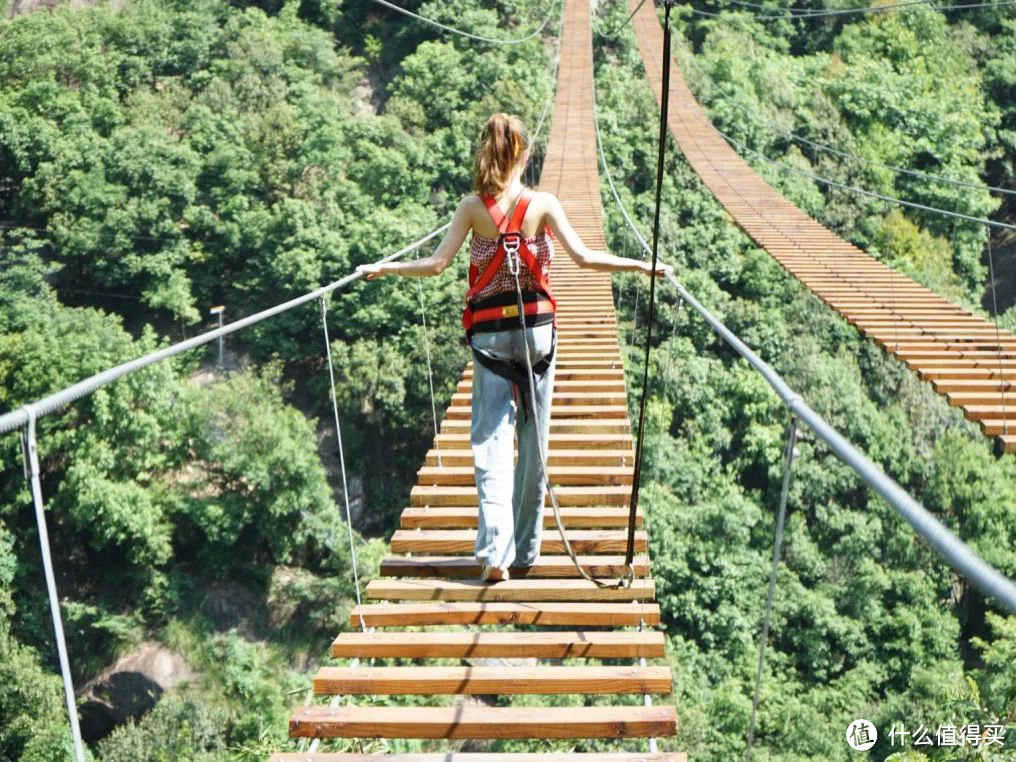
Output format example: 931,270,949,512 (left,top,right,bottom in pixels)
7,0,126,18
